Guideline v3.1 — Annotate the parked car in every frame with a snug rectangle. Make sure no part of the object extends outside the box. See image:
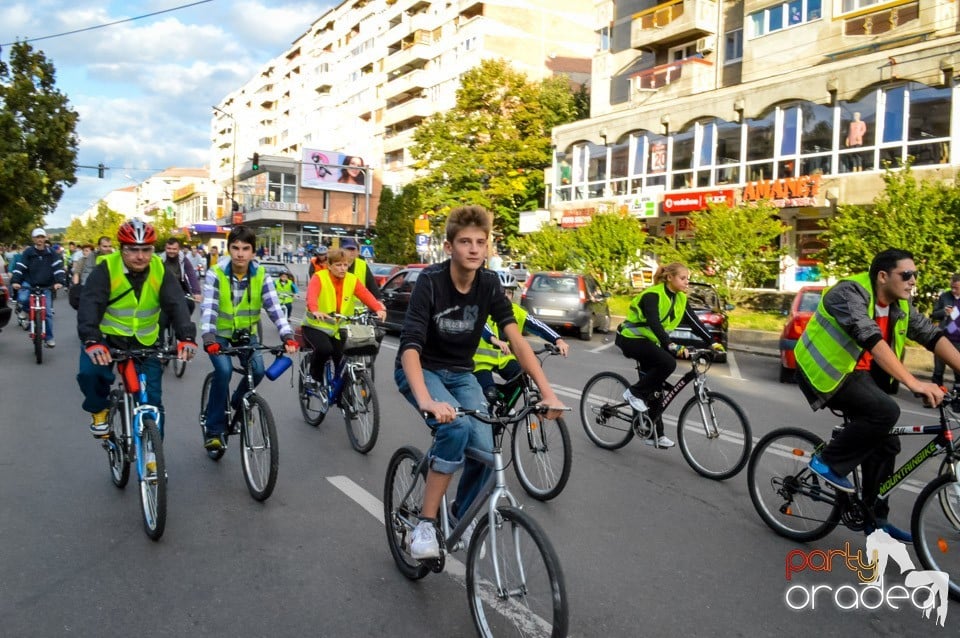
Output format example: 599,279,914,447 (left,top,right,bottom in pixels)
779,285,825,383
667,282,732,362
378,265,428,333
508,261,529,285
369,262,401,287
520,271,611,341
257,260,290,281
